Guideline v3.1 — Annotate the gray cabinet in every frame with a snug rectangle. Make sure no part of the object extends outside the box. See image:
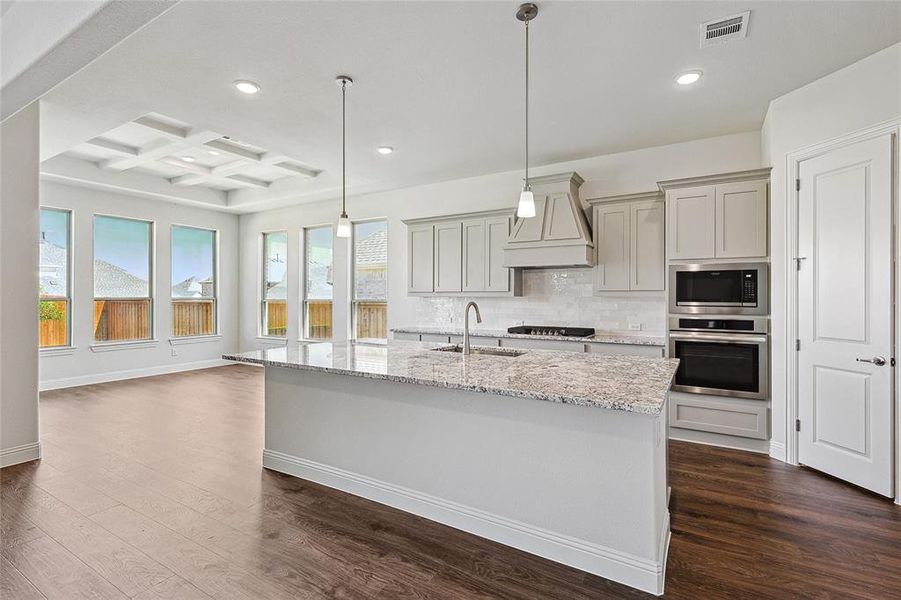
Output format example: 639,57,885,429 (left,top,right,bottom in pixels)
659,169,771,261
403,210,521,296
588,192,664,292
407,224,434,293
668,393,768,440
434,222,462,292
665,185,715,260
